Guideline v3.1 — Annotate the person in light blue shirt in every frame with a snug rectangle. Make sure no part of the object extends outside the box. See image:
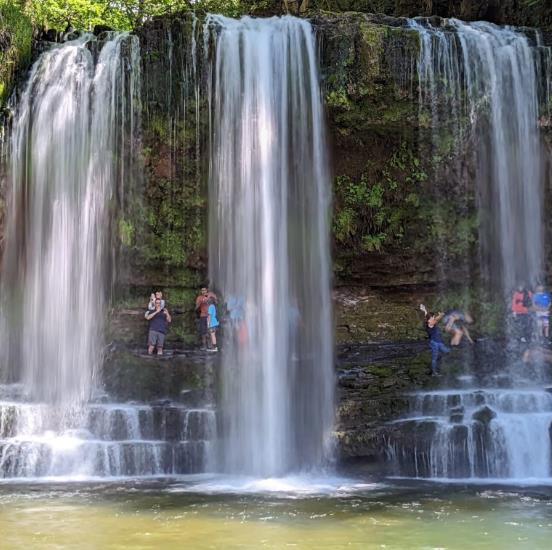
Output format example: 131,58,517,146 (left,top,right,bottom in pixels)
533,285,550,339
207,298,219,352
